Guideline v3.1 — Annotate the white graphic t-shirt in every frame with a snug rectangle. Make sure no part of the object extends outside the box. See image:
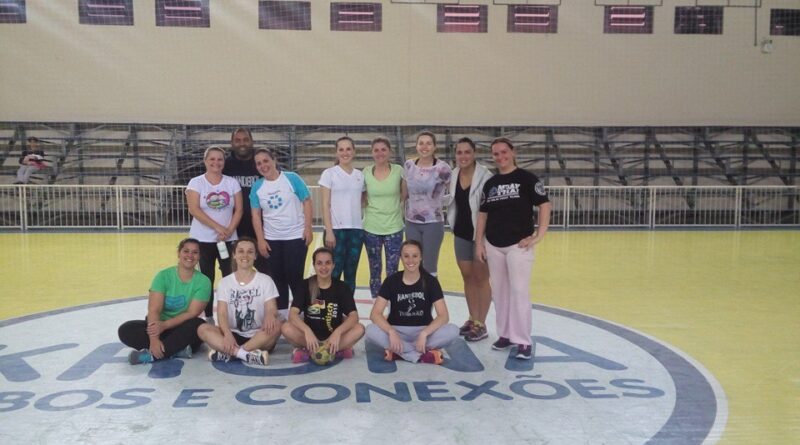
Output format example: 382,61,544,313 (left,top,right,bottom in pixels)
216,272,279,338
186,174,241,242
